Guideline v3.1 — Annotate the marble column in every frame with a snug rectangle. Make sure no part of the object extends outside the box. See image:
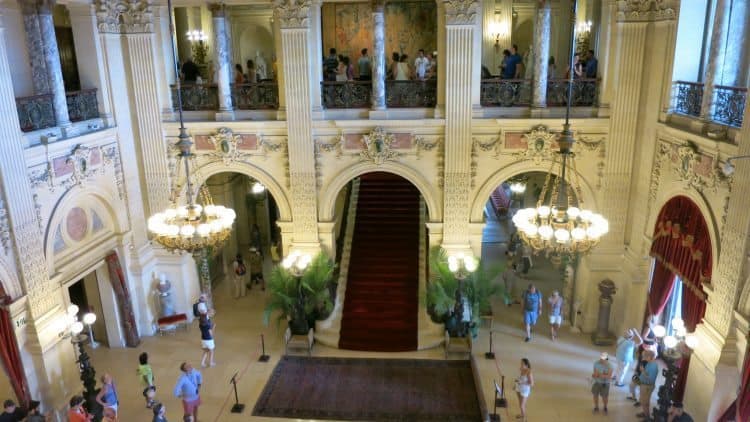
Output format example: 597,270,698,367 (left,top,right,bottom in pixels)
275,0,321,251
699,0,730,121
19,1,50,95
596,0,616,116
371,0,386,111
532,0,551,108
308,0,324,113
442,0,481,248
153,4,176,119
32,0,73,131
209,3,234,121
